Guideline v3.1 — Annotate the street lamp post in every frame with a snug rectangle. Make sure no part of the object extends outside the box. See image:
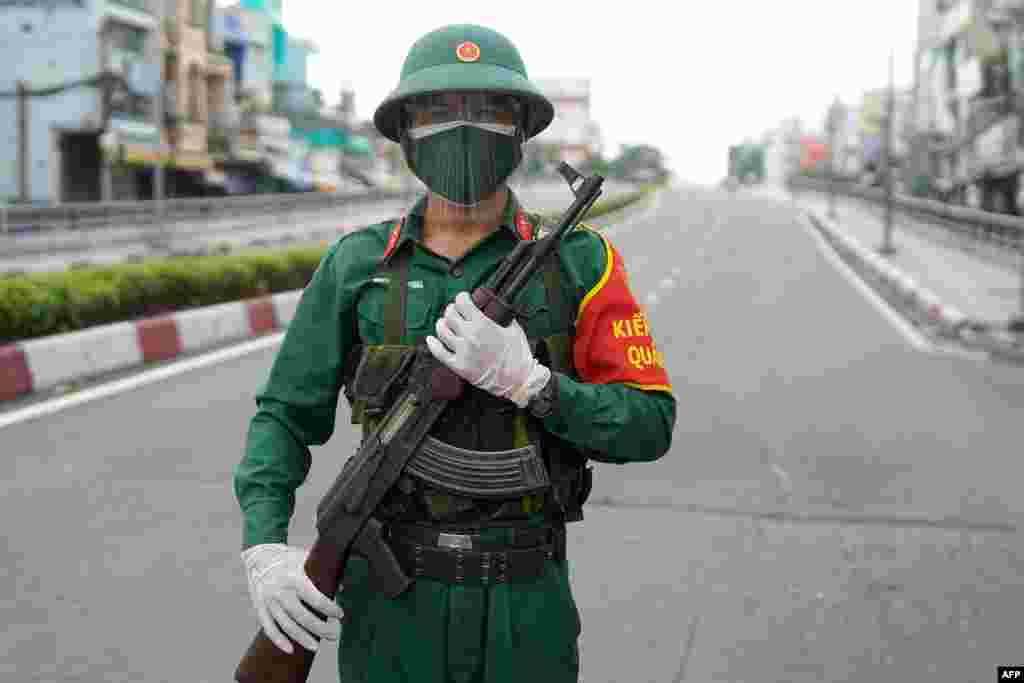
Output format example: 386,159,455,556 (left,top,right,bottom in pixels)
879,51,897,255
16,81,29,203
827,97,841,220
1003,12,1024,330
99,129,118,202
152,0,166,215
